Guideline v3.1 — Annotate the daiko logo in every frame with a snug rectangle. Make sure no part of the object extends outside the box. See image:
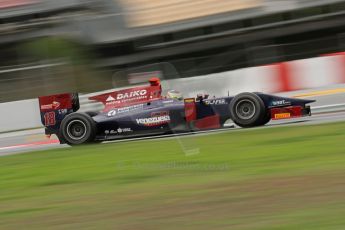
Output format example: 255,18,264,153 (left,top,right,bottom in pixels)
106,95,115,102
106,90,148,105
117,90,147,100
